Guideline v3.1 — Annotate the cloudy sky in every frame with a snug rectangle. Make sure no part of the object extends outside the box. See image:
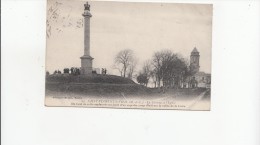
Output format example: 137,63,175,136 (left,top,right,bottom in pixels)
46,0,212,75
